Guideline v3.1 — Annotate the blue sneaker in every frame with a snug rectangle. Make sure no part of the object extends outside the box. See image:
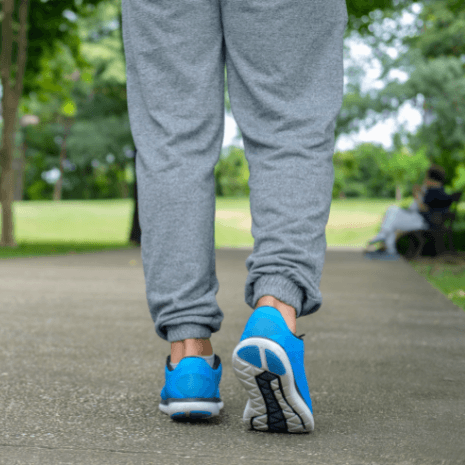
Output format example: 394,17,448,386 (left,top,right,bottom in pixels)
159,355,224,420
232,306,314,433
